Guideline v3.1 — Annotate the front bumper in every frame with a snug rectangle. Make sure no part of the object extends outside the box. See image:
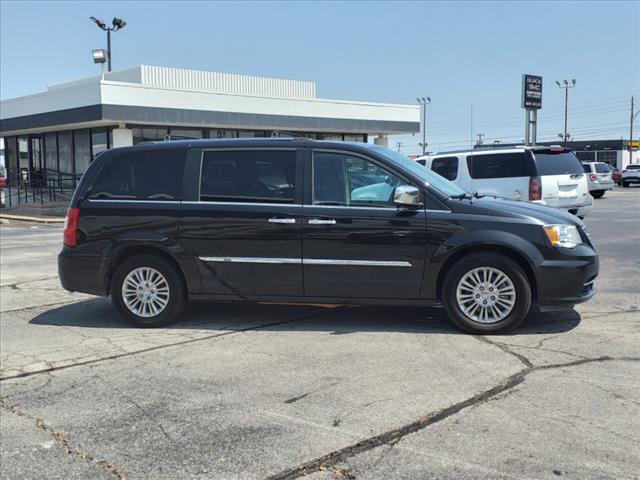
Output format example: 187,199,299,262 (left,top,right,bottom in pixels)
535,245,599,312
